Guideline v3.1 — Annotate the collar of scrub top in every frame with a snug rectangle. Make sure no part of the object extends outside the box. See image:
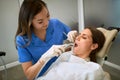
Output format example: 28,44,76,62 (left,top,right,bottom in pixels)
31,26,54,46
